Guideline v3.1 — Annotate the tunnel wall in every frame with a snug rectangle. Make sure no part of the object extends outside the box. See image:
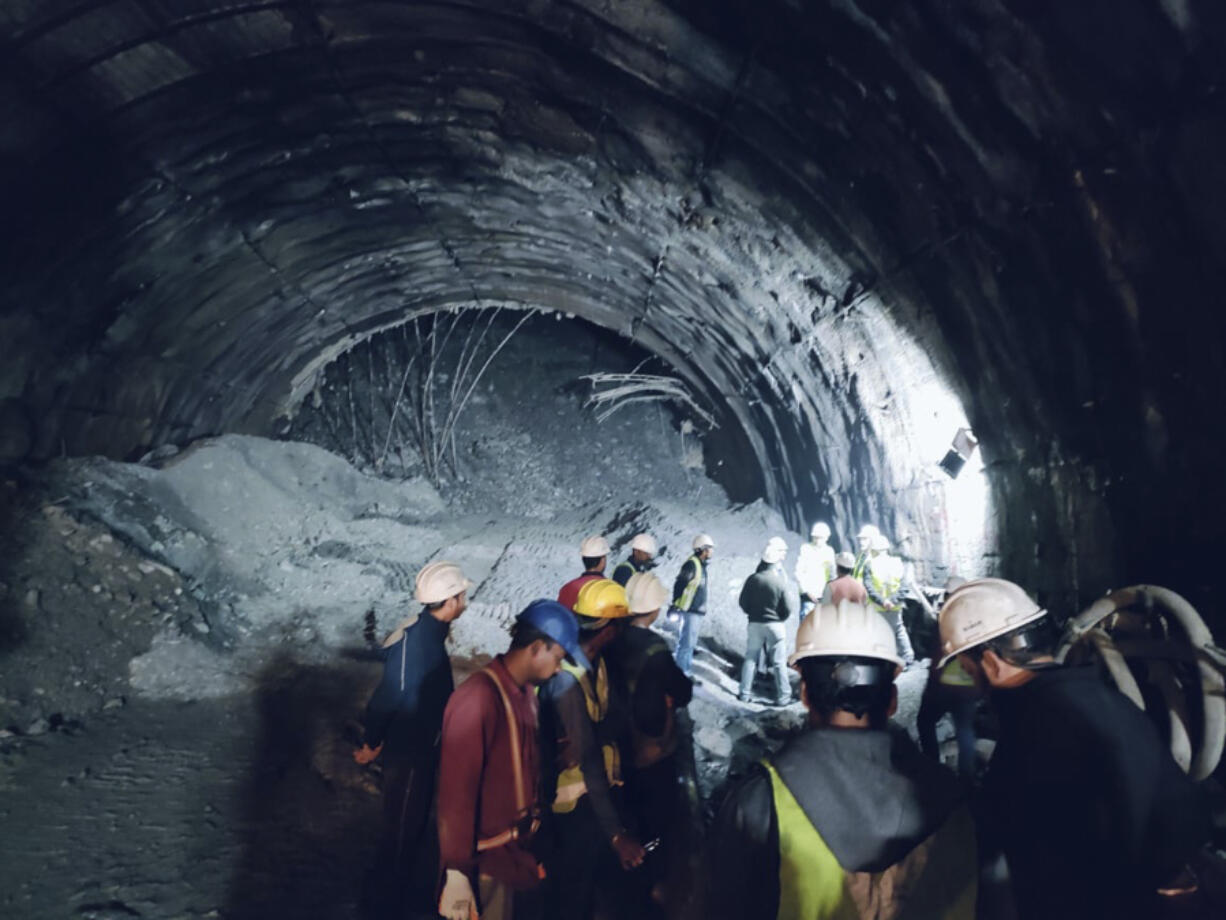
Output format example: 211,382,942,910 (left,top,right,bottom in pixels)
2,1,1225,619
